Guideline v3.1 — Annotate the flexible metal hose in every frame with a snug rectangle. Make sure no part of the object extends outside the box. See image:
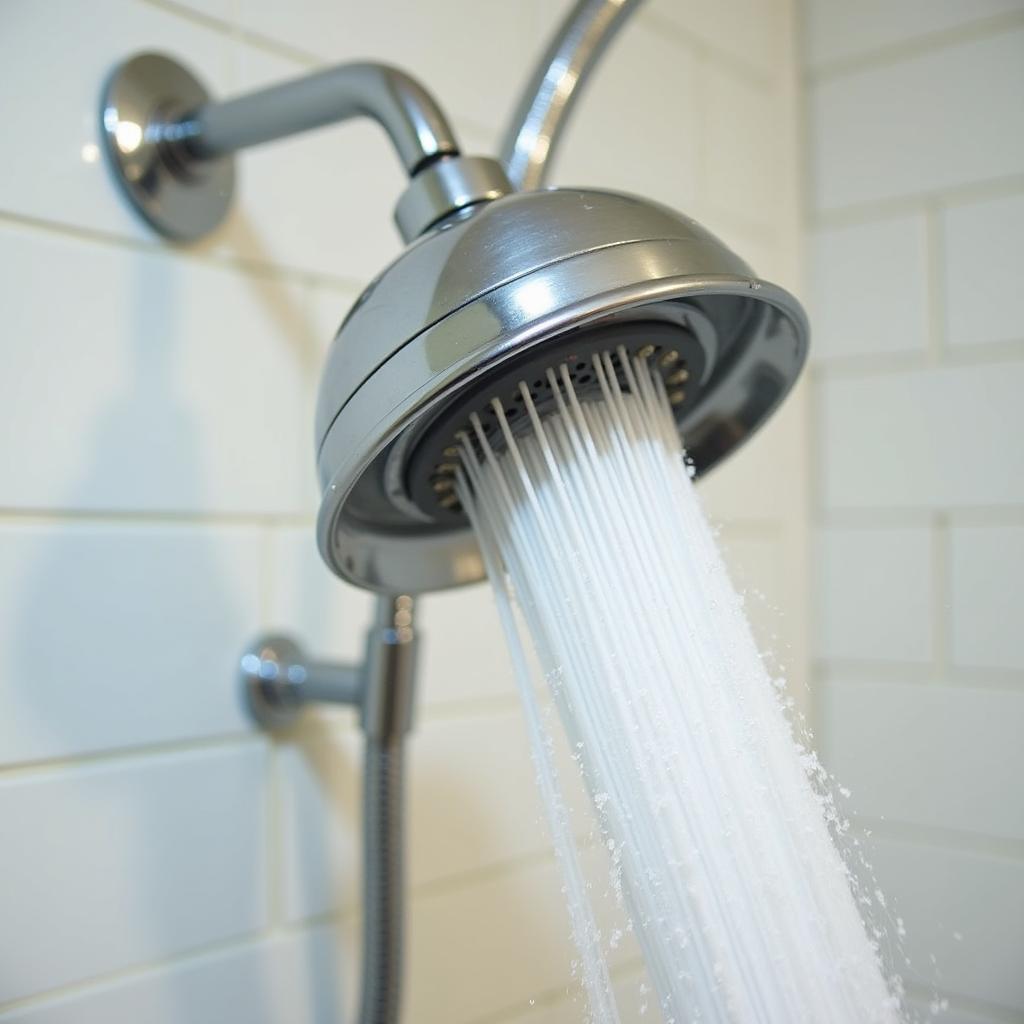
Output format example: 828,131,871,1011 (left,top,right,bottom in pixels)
358,735,405,1024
